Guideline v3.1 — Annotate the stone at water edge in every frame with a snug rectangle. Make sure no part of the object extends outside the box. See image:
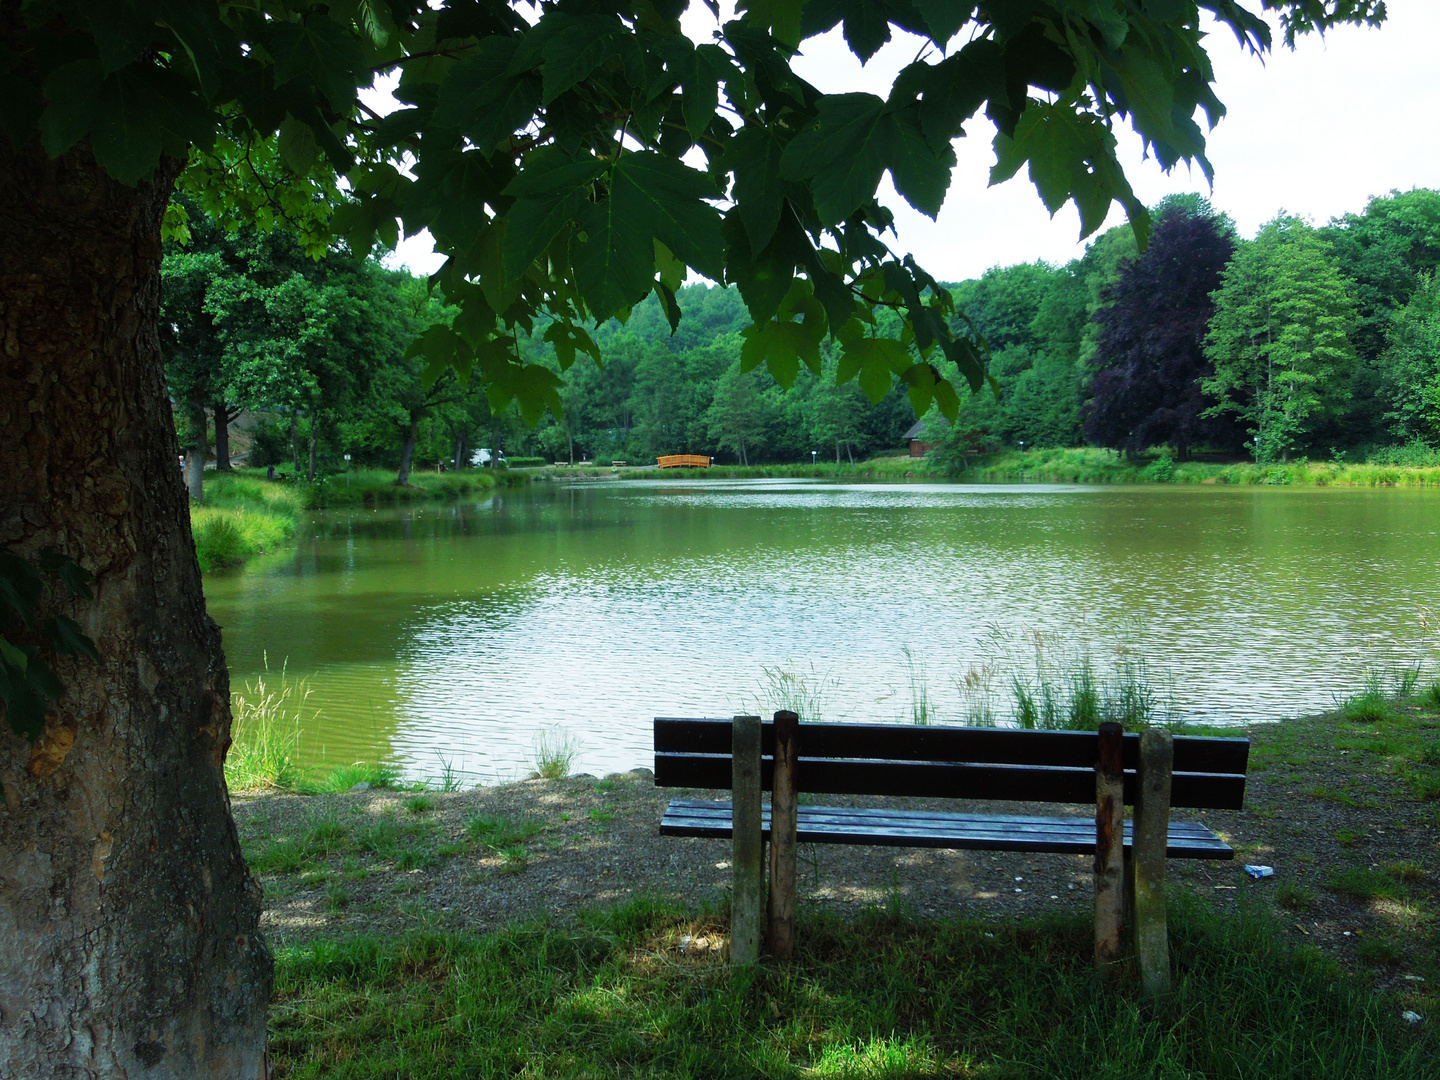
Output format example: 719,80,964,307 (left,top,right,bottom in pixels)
350,782,372,792
1401,1011,1423,1024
